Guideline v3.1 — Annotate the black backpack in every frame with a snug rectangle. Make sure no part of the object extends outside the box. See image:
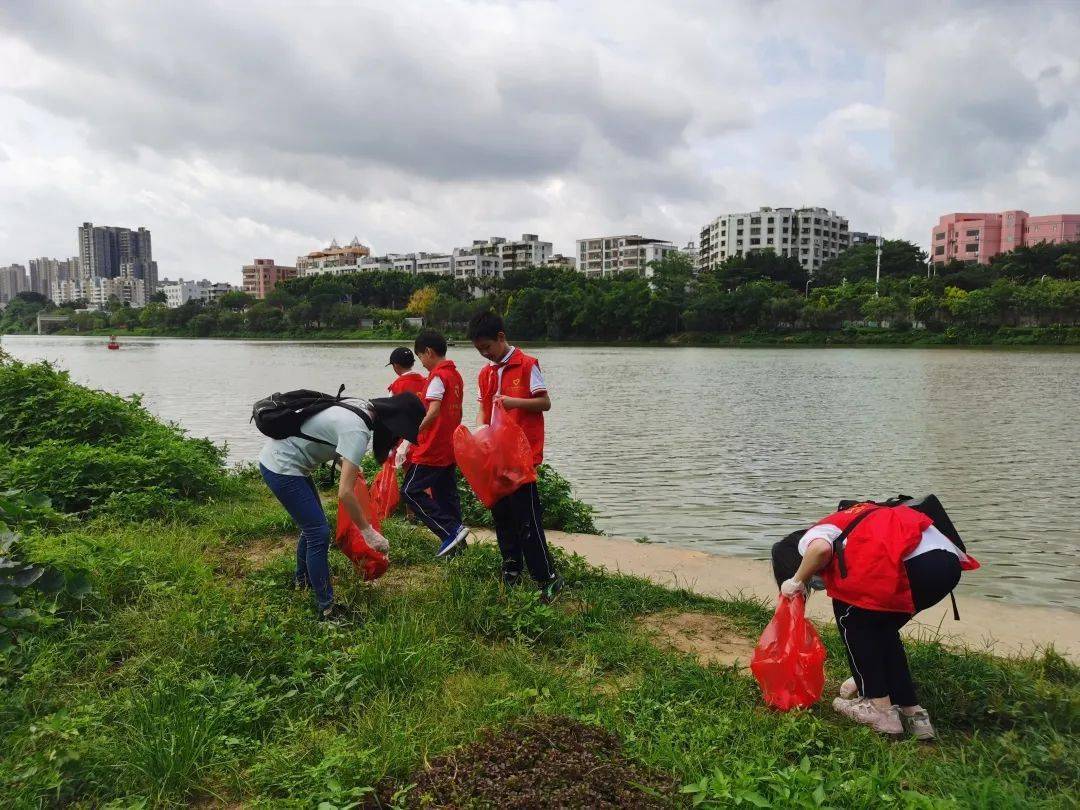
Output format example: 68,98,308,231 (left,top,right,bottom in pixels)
251,385,372,446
